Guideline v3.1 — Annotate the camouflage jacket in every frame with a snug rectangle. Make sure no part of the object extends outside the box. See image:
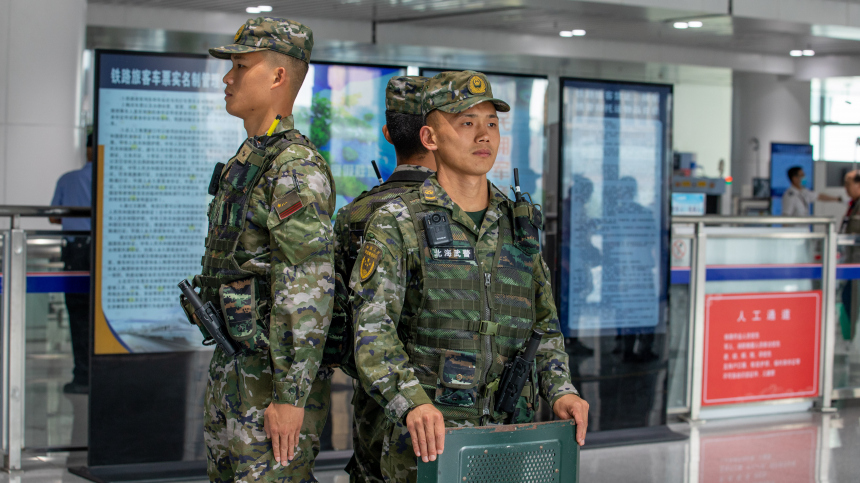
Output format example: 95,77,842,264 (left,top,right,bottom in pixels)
350,174,578,423
213,115,335,407
327,164,433,374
